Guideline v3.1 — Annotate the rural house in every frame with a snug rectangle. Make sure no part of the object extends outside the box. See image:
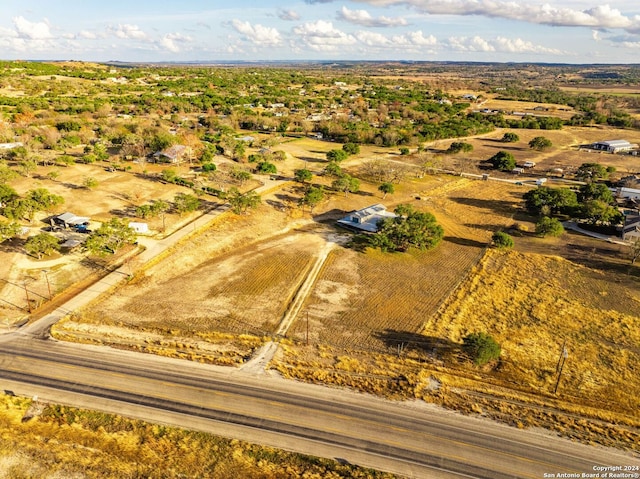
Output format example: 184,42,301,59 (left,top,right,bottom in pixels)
622,212,640,241
337,204,396,233
589,140,637,154
153,144,187,163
